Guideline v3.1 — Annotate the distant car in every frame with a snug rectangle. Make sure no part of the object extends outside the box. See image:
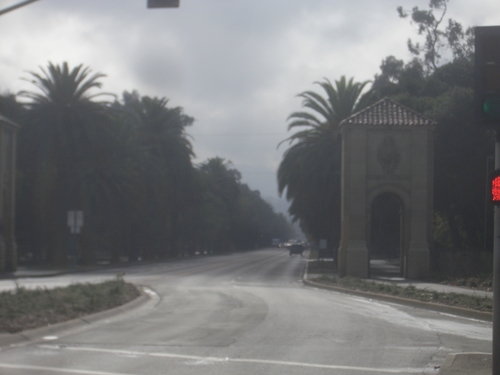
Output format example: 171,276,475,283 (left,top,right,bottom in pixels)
289,244,304,256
